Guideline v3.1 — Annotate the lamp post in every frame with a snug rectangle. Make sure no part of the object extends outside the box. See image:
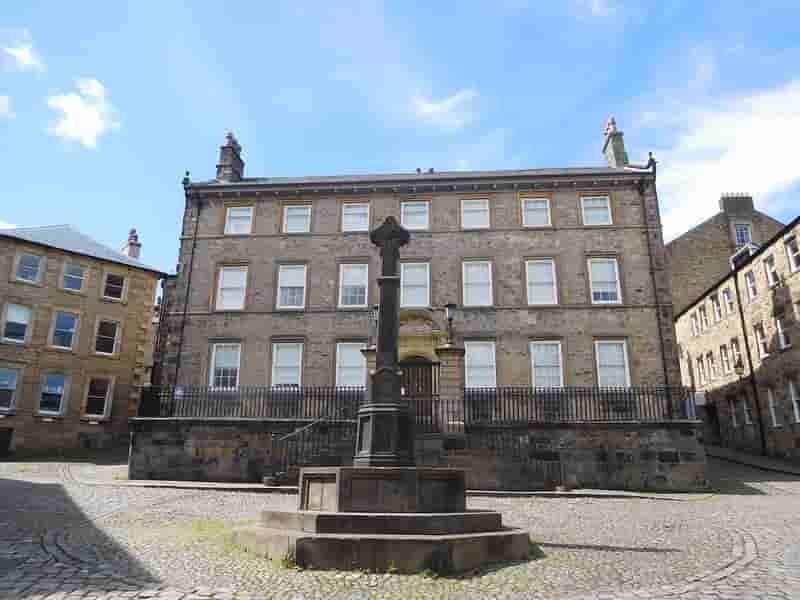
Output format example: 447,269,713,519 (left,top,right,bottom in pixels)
444,303,457,346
